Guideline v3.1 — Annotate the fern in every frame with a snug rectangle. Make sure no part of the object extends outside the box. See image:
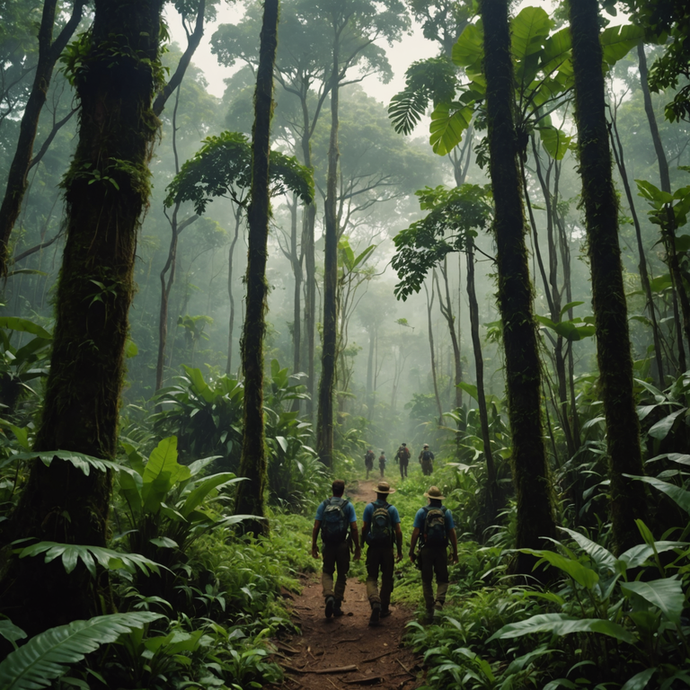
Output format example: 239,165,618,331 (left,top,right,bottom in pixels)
11,450,140,479
18,542,164,577
0,612,162,690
